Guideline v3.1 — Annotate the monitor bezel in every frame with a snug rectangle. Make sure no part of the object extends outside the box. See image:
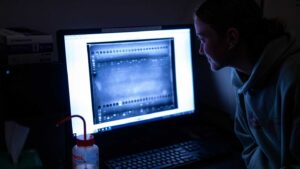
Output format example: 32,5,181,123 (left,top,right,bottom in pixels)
56,24,199,139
